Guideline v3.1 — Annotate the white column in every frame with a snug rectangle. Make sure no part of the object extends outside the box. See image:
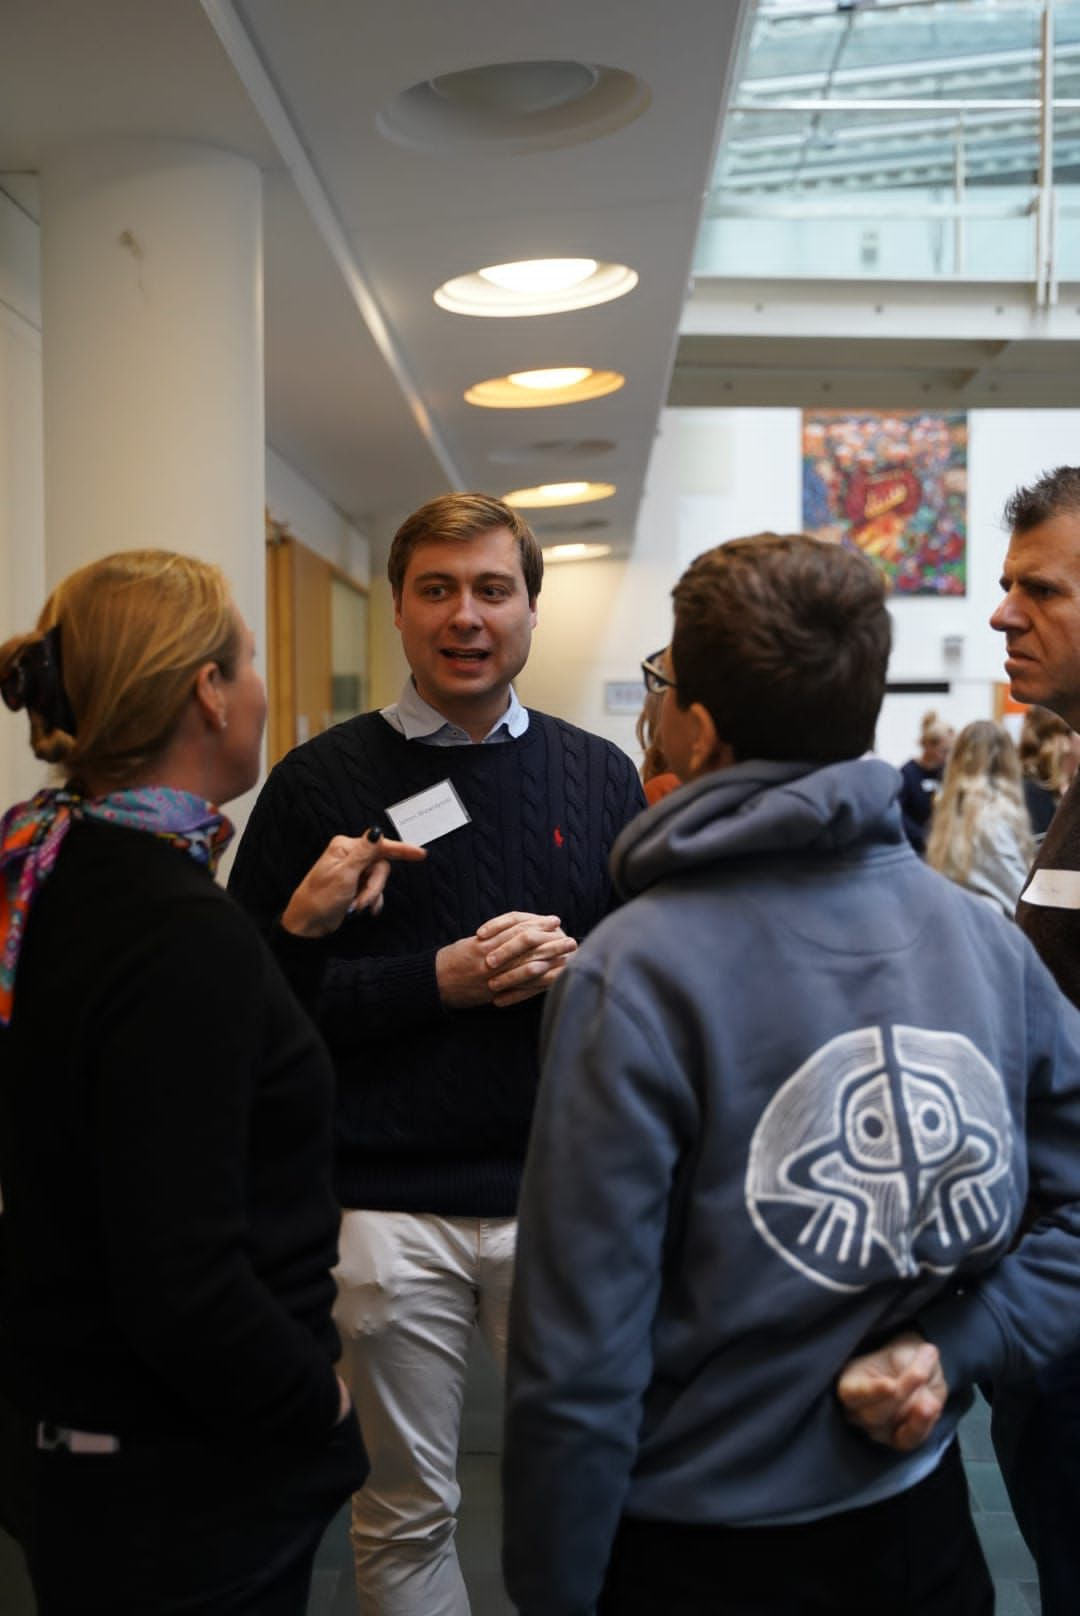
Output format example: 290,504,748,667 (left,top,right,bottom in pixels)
0,188,46,806
38,141,265,646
